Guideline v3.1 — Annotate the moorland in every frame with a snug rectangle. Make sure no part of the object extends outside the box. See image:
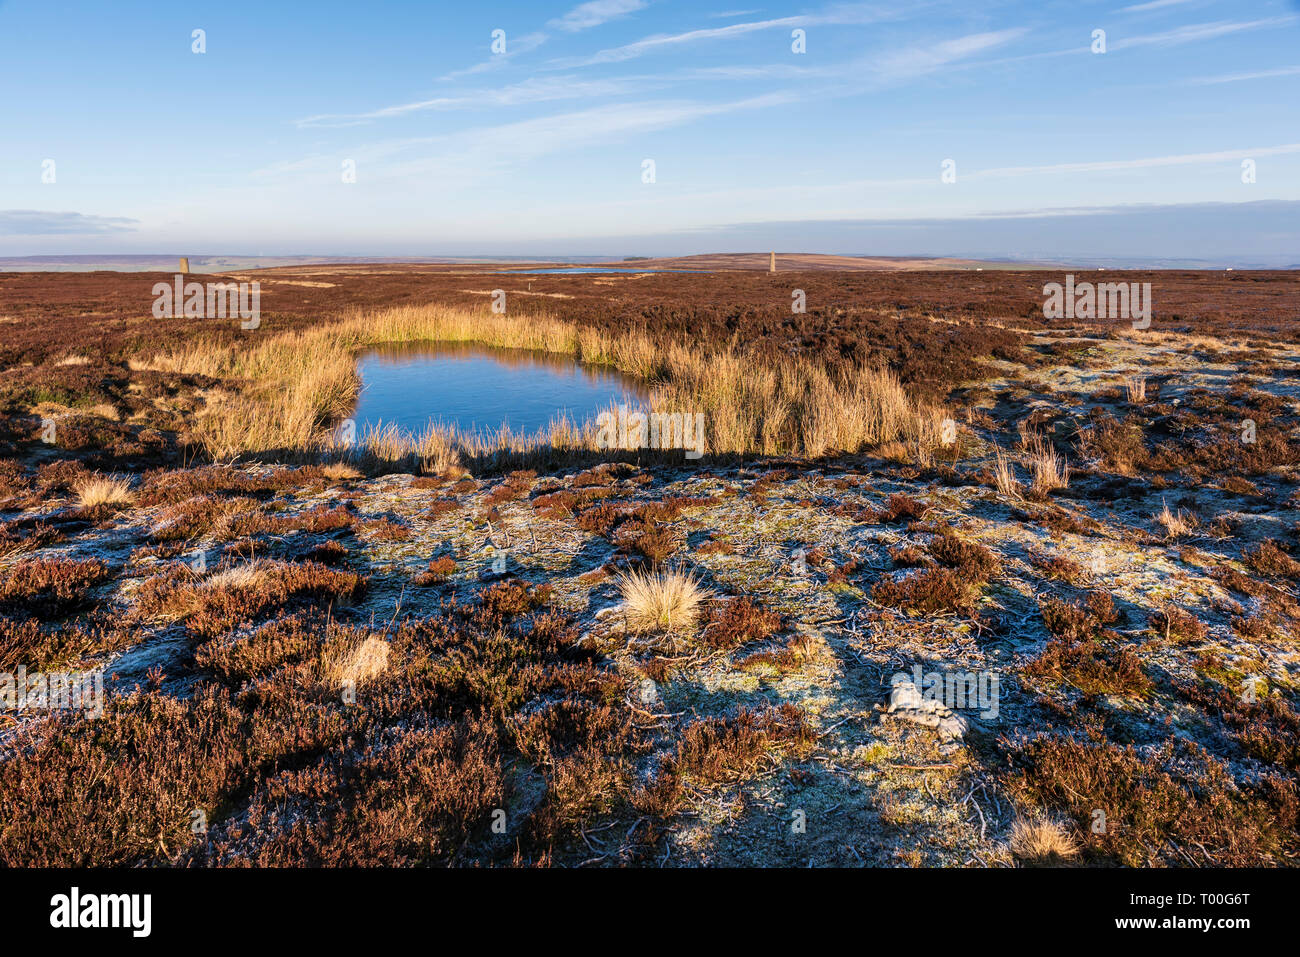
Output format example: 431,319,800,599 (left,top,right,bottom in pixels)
0,263,1297,867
